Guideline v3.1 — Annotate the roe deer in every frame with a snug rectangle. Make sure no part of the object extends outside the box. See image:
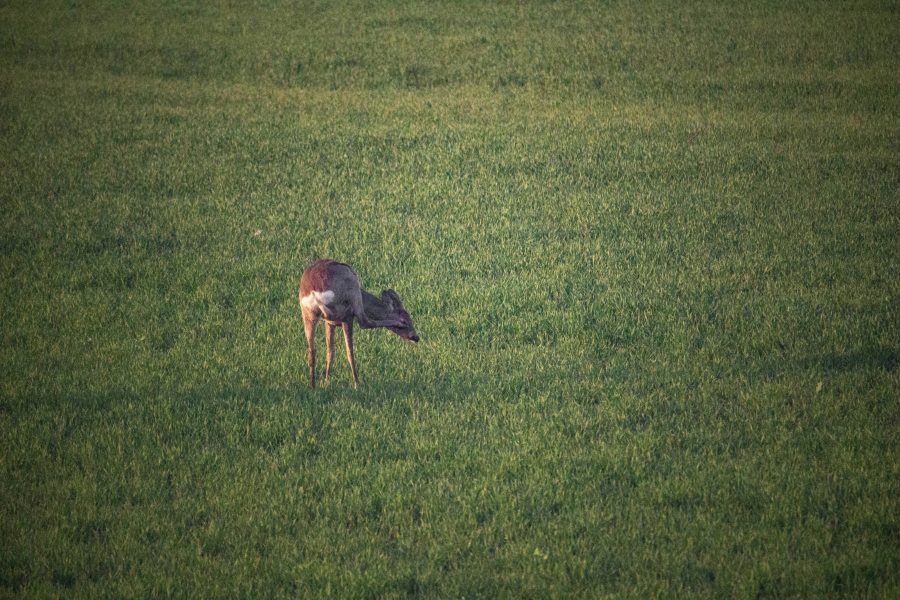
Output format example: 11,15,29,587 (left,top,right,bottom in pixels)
299,259,418,388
